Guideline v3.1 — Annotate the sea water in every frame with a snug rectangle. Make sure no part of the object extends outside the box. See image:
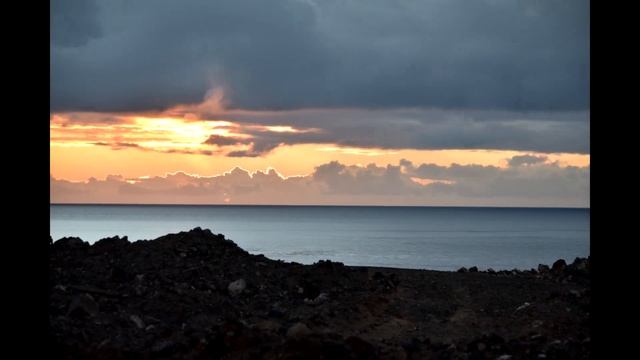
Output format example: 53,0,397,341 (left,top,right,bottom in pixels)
50,205,589,271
